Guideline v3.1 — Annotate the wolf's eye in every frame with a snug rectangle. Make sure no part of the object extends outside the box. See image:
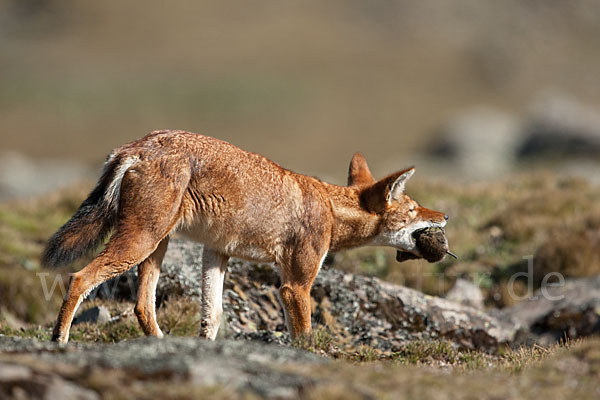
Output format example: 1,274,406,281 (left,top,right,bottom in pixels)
409,206,415,212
